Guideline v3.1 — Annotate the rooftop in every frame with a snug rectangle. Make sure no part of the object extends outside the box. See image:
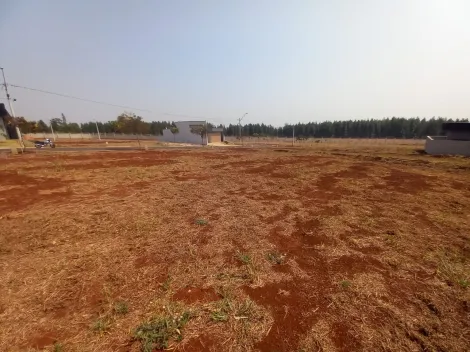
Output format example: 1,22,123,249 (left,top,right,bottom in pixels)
442,122,470,132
